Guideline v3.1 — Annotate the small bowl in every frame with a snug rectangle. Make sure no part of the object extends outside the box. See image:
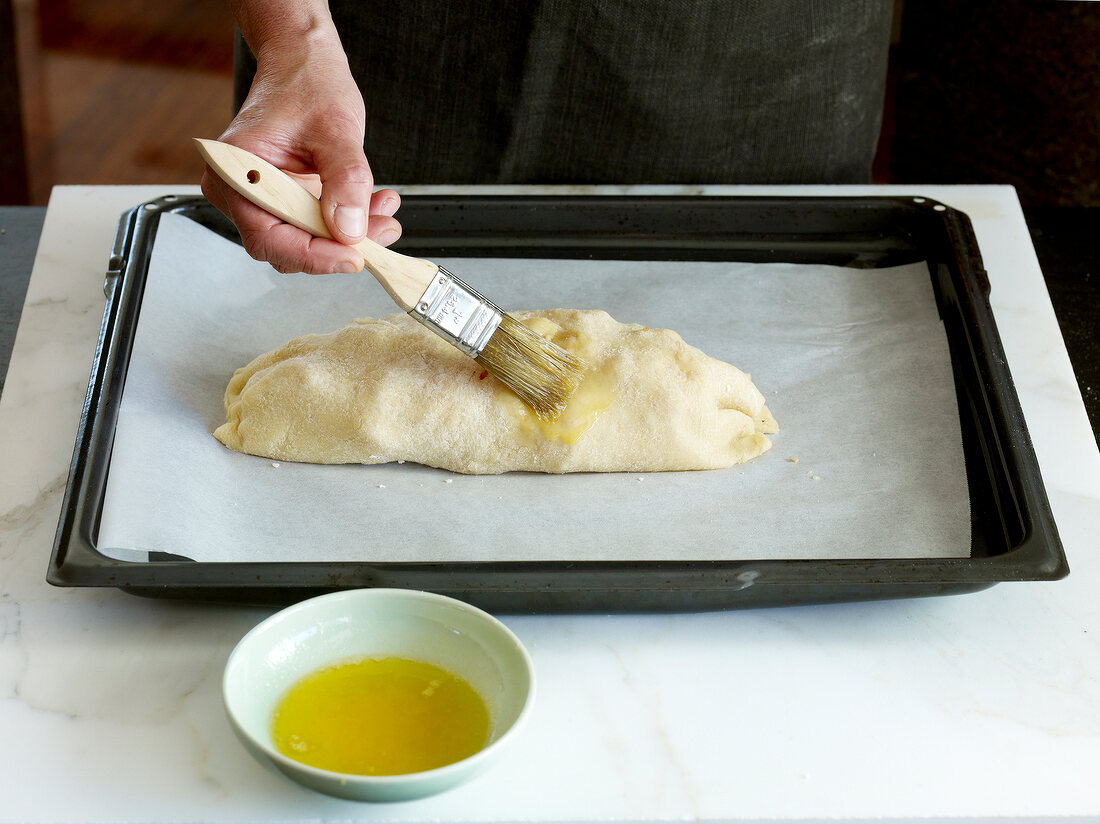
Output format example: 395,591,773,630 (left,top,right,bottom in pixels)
223,589,535,802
